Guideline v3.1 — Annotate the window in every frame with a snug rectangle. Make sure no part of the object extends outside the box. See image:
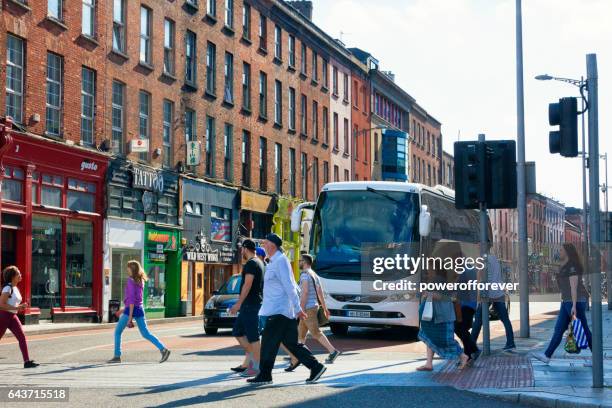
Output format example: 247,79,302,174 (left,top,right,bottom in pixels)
354,125,359,160
258,13,267,50
322,59,328,88
332,66,338,95
374,132,379,161
301,152,308,199
312,100,318,140
138,91,150,160
259,71,267,118
242,3,251,40
300,42,307,75
207,0,216,17
6,35,24,124
259,137,267,191
163,100,173,167
312,51,318,82
67,178,96,212
333,113,339,150
274,80,282,125
82,0,95,37
112,0,126,53
274,25,282,60
139,7,151,64
206,42,216,94
242,130,251,186
343,118,349,154
81,67,95,145
288,87,296,130
225,0,233,29
274,143,282,193
185,31,197,83
111,81,124,154
211,207,231,241
323,161,329,184
300,94,307,135
313,157,319,197
343,73,349,102
224,123,233,181
322,106,329,144
242,62,251,110
362,86,367,111
344,169,349,181
353,80,358,107
288,35,295,67
41,174,63,207
164,19,175,75
48,0,62,20
1,167,24,203
289,148,296,197
46,52,63,137
206,116,215,177
224,52,234,103
333,165,339,182
184,109,195,142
